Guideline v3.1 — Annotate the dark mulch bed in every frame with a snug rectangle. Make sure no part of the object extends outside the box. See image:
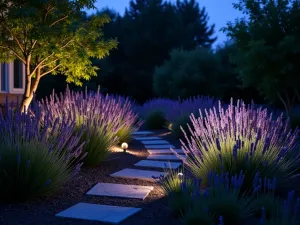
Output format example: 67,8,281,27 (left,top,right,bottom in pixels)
0,129,182,225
